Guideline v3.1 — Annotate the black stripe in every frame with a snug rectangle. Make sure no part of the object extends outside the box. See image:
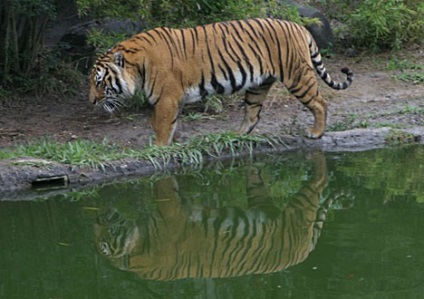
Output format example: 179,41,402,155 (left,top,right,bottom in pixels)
144,31,158,44
218,51,237,90
147,70,158,100
198,72,208,97
311,51,319,59
160,27,180,64
285,23,297,80
218,64,229,81
248,44,264,76
269,20,284,81
231,31,255,84
154,29,175,68
236,61,247,92
189,28,196,56
134,34,152,46
262,18,277,44
243,19,260,39
211,72,225,94
295,82,315,102
179,29,187,59
228,22,244,42
138,60,146,89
